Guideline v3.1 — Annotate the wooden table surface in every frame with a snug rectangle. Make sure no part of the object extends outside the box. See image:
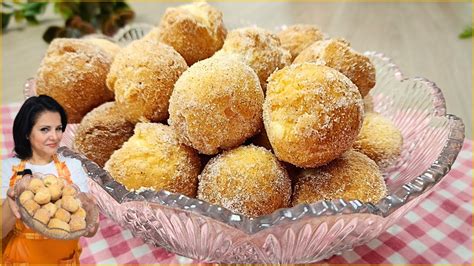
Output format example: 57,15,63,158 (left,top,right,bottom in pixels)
2,2,471,137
